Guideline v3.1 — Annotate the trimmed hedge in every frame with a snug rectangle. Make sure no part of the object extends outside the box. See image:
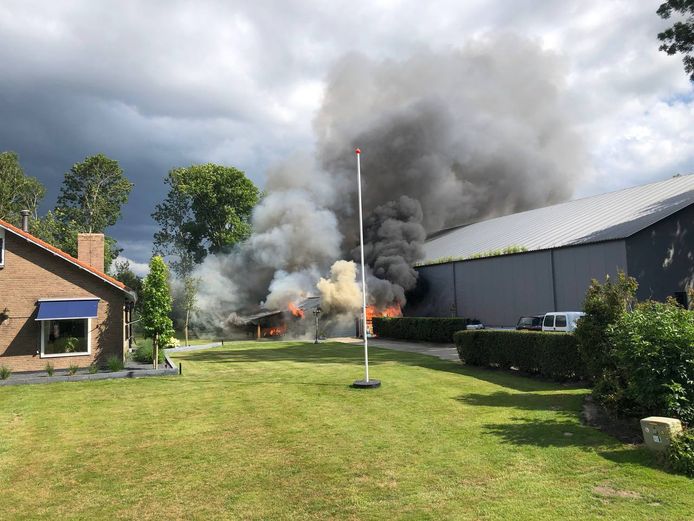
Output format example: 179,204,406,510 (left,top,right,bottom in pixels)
373,317,472,343
454,330,586,381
